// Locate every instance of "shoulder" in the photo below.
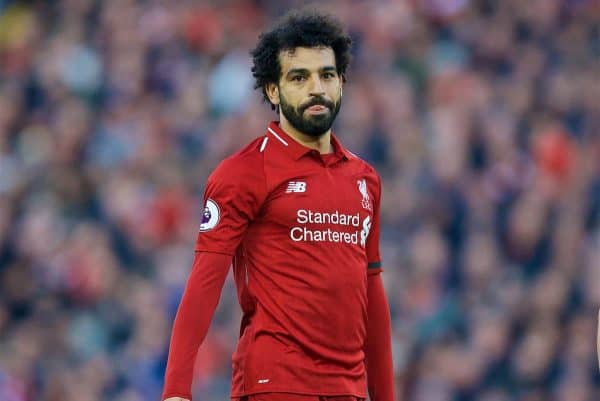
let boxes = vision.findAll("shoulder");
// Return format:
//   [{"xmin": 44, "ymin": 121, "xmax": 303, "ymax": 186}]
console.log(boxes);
[
  {"xmin": 344, "ymin": 153, "xmax": 382, "ymax": 207},
  {"xmin": 210, "ymin": 136, "xmax": 266, "ymax": 182},
  {"xmin": 347, "ymin": 153, "xmax": 382, "ymax": 184},
  {"xmin": 205, "ymin": 137, "xmax": 269, "ymax": 201}
]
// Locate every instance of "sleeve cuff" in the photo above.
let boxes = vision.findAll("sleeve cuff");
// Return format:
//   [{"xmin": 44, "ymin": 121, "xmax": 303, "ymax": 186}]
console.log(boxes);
[{"xmin": 367, "ymin": 261, "xmax": 382, "ymax": 275}]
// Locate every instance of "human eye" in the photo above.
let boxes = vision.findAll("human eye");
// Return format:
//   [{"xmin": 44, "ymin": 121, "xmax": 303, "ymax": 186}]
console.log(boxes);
[
  {"xmin": 322, "ymin": 71, "xmax": 336, "ymax": 79},
  {"xmin": 291, "ymin": 75, "xmax": 306, "ymax": 82}
]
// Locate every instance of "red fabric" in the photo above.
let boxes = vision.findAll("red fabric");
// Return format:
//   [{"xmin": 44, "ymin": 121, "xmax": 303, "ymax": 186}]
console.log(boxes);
[
  {"xmin": 364, "ymin": 274, "xmax": 395, "ymax": 401},
  {"xmin": 232, "ymin": 394, "xmax": 364, "ymax": 401},
  {"xmin": 162, "ymin": 251, "xmax": 232, "ymax": 400},
  {"xmin": 194, "ymin": 122, "xmax": 383, "ymax": 397},
  {"xmin": 164, "ymin": 121, "xmax": 387, "ymax": 399}
]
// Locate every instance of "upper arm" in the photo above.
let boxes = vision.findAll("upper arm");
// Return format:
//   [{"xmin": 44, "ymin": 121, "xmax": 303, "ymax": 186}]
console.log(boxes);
[
  {"xmin": 366, "ymin": 173, "xmax": 382, "ymax": 276},
  {"xmin": 195, "ymin": 157, "xmax": 266, "ymax": 255}
]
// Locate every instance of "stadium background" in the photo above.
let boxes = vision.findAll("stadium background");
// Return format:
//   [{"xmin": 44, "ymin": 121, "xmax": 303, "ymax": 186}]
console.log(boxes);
[{"xmin": 0, "ymin": 0, "xmax": 599, "ymax": 400}]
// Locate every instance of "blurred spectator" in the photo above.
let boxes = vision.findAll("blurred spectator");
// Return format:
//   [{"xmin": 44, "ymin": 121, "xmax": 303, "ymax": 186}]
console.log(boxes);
[{"xmin": 0, "ymin": 0, "xmax": 599, "ymax": 400}]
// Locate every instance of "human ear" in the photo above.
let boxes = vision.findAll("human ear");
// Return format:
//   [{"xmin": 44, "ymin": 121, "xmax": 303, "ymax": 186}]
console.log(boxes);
[{"xmin": 265, "ymin": 83, "xmax": 280, "ymax": 106}]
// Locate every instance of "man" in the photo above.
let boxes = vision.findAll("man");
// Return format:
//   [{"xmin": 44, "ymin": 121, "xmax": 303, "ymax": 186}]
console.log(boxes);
[{"xmin": 162, "ymin": 10, "xmax": 394, "ymax": 401}]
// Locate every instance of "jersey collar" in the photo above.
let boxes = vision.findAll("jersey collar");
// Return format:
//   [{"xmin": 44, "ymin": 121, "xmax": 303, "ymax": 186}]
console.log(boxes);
[{"xmin": 266, "ymin": 121, "xmax": 352, "ymax": 162}]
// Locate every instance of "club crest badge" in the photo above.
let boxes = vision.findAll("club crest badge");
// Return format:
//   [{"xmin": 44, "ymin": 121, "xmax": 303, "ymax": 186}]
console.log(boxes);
[
  {"xmin": 357, "ymin": 179, "xmax": 372, "ymax": 211},
  {"xmin": 199, "ymin": 199, "xmax": 220, "ymax": 231}
]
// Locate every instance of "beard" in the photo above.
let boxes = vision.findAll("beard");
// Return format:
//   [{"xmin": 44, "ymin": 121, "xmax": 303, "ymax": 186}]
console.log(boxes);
[{"xmin": 279, "ymin": 91, "xmax": 341, "ymax": 138}]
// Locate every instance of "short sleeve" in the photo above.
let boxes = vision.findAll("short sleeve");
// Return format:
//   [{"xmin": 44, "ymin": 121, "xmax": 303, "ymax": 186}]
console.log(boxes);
[
  {"xmin": 195, "ymin": 156, "xmax": 266, "ymax": 255},
  {"xmin": 366, "ymin": 174, "xmax": 382, "ymax": 275}
]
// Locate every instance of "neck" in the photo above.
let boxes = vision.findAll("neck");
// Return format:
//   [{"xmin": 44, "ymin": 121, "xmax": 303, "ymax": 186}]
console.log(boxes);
[{"xmin": 279, "ymin": 114, "xmax": 333, "ymax": 154}]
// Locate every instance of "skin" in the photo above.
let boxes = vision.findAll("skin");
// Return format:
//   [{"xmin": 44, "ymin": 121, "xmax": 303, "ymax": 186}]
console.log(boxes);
[
  {"xmin": 265, "ymin": 46, "xmax": 343, "ymax": 154},
  {"xmin": 163, "ymin": 46, "xmax": 344, "ymax": 401}
]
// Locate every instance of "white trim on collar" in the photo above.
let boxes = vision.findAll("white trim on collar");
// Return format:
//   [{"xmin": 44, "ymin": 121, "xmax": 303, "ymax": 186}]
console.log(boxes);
[
  {"xmin": 267, "ymin": 127, "xmax": 289, "ymax": 146},
  {"xmin": 259, "ymin": 136, "xmax": 269, "ymax": 152}
]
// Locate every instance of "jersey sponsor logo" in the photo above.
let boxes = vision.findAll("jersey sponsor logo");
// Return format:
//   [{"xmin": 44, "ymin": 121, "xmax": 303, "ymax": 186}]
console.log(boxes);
[
  {"xmin": 357, "ymin": 179, "xmax": 372, "ymax": 211},
  {"xmin": 199, "ymin": 199, "xmax": 220, "ymax": 231},
  {"xmin": 286, "ymin": 181, "xmax": 306, "ymax": 193},
  {"xmin": 289, "ymin": 209, "xmax": 371, "ymax": 247},
  {"xmin": 360, "ymin": 215, "xmax": 371, "ymax": 247}
]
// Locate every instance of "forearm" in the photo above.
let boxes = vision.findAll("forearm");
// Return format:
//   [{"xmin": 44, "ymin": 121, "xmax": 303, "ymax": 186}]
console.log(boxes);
[
  {"xmin": 365, "ymin": 273, "xmax": 395, "ymax": 401},
  {"xmin": 162, "ymin": 251, "xmax": 232, "ymax": 400}
]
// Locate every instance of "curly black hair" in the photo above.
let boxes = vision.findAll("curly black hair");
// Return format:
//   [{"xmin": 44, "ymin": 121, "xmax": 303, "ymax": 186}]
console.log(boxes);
[{"xmin": 250, "ymin": 9, "xmax": 352, "ymax": 110}]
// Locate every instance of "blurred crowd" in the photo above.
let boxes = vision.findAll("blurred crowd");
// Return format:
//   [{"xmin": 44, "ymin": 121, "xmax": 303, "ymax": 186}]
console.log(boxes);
[{"xmin": 0, "ymin": 0, "xmax": 599, "ymax": 400}]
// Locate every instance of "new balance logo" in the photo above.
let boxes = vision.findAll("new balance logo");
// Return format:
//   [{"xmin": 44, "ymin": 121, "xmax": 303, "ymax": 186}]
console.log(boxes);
[{"xmin": 286, "ymin": 181, "xmax": 306, "ymax": 193}]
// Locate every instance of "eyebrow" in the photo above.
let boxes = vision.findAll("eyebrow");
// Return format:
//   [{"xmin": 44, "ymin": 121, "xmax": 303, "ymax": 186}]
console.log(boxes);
[{"xmin": 285, "ymin": 66, "xmax": 337, "ymax": 77}]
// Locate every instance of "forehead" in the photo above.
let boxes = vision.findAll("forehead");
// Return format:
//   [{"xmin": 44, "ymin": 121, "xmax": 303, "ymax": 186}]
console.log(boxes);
[{"xmin": 278, "ymin": 47, "xmax": 336, "ymax": 74}]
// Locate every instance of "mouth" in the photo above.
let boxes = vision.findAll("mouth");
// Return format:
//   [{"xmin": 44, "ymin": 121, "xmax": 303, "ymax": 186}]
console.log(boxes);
[{"xmin": 305, "ymin": 104, "xmax": 330, "ymax": 115}]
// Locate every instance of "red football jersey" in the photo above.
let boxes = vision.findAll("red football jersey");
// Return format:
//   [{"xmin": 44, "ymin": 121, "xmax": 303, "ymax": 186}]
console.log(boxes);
[{"xmin": 196, "ymin": 121, "xmax": 382, "ymax": 398}]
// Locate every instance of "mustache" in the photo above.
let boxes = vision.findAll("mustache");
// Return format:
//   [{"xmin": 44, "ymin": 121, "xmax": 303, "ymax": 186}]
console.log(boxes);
[{"xmin": 300, "ymin": 97, "xmax": 335, "ymax": 112}]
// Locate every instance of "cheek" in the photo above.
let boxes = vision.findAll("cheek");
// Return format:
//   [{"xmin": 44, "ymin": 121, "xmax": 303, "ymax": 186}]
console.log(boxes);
[
  {"xmin": 326, "ymin": 83, "xmax": 341, "ymax": 100},
  {"xmin": 281, "ymin": 89, "xmax": 303, "ymax": 107}
]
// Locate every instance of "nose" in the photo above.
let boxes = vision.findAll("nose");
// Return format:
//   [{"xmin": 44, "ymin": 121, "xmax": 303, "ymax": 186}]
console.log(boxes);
[{"xmin": 308, "ymin": 75, "xmax": 325, "ymax": 96}]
